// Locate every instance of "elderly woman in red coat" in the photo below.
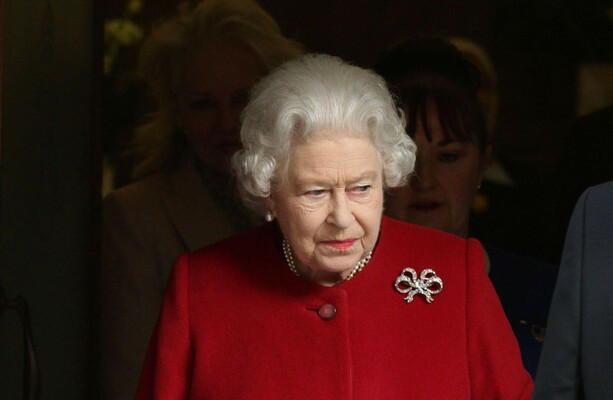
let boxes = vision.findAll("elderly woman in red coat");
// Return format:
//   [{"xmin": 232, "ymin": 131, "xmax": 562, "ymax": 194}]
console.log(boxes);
[{"xmin": 135, "ymin": 54, "xmax": 533, "ymax": 399}]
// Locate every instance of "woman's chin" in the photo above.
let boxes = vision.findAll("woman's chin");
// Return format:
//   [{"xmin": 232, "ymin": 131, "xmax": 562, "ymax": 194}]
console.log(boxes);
[{"xmin": 307, "ymin": 254, "xmax": 363, "ymax": 281}]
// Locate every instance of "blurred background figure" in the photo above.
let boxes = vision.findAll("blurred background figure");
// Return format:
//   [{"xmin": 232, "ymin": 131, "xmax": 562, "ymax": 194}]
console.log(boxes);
[
  {"xmin": 373, "ymin": 37, "xmax": 557, "ymax": 378},
  {"xmin": 99, "ymin": 1, "xmax": 303, "ymax": 399},
  {"xmin": 533, "ymin": 181, "xmax": 613, "ymax": 400},
  {"xmin": 447, "ymin": 34, "xmax": 569, "ymax": 266},
  {"xmin": 373, "ymin": 37, "xmax": 492, "ymax": 240}
]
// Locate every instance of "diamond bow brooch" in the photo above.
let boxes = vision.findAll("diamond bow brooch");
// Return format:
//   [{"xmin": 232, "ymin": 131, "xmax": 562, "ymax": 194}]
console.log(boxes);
[{"xmin": 394, "ymin": 268, "xmax": 443, "ymax": 304}]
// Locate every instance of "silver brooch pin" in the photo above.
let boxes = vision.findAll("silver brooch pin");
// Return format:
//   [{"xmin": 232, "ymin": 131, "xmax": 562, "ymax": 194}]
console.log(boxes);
[{"xmin": 394, "ymin": 268, "xmax": 443, "ymax": 304}]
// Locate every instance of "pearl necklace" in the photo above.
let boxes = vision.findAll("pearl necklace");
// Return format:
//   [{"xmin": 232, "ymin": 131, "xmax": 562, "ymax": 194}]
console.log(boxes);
[{"xmin": 282, "ymin": 239, "xmax": 373, "ymax": 282}]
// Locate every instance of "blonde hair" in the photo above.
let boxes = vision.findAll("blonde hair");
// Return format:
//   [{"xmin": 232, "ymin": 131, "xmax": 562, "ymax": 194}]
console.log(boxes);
[
  {"xmin": 131, "ymin": 0, "xmax": 304, "ymax": 179},
  {"xmin": 449, "ymin": 37, "xmax": 499, "ymax": 136}
]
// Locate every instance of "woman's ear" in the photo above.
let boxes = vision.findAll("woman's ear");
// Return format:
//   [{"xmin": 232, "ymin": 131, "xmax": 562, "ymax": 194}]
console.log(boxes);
[{"xmin": 264, "ymin": 195, "xmax": 276, "ymax": 217}]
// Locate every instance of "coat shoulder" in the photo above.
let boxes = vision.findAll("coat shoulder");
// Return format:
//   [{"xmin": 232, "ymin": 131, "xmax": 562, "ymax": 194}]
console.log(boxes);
[
  {"xmin": 379, "ymin": 216, "xmax": 485, "ymax": 281},
  {"xmin": 586, "ymin": 181, "xmax": 613, "ymax": 203},
  {"xmin": 103, "ymin": 173, "xmax": 169, "ymax": 208},
  {"xmin": 381, "ymin": 216, "xmax": 476, "ymax": 252},
  {"xmin": 185, "ymin": 224, "xmax": 274, "ymax": 272}
]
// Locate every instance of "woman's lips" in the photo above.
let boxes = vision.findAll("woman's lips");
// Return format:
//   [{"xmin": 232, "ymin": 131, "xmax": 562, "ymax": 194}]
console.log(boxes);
[
  {"xmin": 323, "ymin": 239, "xmax": 356, "ymax": 250},
  {"xmin": 410, "ymin": 202, "xmax": 441, "ymax": 212}
]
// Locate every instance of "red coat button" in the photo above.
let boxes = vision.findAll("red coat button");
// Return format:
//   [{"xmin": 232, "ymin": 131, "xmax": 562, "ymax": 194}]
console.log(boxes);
[{"xmin": 318, "ymin": 304, "xmax": 336, "ymax": 321}]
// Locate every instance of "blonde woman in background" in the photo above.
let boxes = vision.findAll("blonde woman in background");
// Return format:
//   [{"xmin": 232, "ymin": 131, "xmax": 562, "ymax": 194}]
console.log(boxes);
[{"xmin": 100, "ymin": 1, "xmax": 303, "ymax": 398}]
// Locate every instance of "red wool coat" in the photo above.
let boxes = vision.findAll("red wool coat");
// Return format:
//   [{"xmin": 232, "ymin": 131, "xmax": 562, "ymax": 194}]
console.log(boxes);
[{"xmin": 135, "ymin": 216, "xmax": 533, "ymax": 399}]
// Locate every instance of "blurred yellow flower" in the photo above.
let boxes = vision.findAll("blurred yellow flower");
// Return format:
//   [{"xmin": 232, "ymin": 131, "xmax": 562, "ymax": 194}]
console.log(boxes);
[
  {"xmin": 105, "ymin": 19, "xmax": 143, "ymax": 46},
  {"xmin": 126, "ymin": 0, "xmax": 143, "ymax": 16},
  {"xmin": 104, "ymin": 19, "xmax": 144, "ymax": 75},
  {"xmin": 103, "ymin": 0, "xmax": 145, "ymax": 75}
]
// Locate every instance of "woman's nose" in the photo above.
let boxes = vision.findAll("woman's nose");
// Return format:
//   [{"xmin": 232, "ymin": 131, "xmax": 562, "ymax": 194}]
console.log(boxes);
[
  {"xmin": 326, "ymin": 193, "xmax": 355, "ymax": 229},
  {"xmin": 218, "ymin": 103, "xmax": 238, "ymax": 133},
  {"xmin": 410, "ymin": 157, "xmax": 434, "ymax": 191}
]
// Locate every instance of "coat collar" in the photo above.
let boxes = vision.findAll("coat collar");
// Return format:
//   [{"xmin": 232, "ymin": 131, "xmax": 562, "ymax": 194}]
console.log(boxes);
[{"xmin": 158, "ymin": 154, "xmax": 236, "ymax": 252}]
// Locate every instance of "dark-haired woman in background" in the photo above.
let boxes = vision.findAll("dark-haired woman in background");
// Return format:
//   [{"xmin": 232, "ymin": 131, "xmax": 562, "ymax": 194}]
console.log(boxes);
[{"xmin": 374, "ymin": 37, "xmax": 557, "ymax": 378}]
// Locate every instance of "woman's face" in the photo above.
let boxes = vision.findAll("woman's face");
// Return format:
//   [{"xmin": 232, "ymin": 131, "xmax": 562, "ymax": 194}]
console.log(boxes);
[
  {"xmin": 266, "ymin": 133, "xmax": 384, "ymax": 286},
  {"xmin": 177, "ymin": 41, "xmax": 263, "ymax": 174},
  {"xmin": 385, "ymin": 107, "xmax": 490, "ymax": 238}
]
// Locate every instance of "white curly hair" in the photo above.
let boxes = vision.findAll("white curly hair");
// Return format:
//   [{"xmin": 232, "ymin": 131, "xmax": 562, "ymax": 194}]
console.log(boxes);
[{"xmin": 233, "ymin": 54, "xmax": 417, "ymax": 214}]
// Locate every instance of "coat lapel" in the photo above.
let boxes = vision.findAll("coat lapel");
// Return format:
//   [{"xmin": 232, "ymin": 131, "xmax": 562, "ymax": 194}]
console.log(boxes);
[{"xmin": 159, "ymin": 156, "xmax": 236, "ymax": 252}]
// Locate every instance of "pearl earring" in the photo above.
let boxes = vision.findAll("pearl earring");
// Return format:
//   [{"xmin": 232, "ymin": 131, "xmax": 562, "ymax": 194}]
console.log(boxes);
[{"xmin": 265, "ymin": 211, "xmax": 274, "ymax": 222}]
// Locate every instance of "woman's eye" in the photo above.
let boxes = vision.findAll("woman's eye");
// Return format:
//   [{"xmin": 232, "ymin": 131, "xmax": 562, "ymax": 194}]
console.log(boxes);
[
  {"xmin": 306, "ymin": 189, "xmax": 326, "ymax": 197},
  {"xmin": 438, "ymin": 153, "xmax": 460, "ymax": 163},
  {"xmin": 352, "ymin": 185, "xmax": 371, "ymax": 193}
]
